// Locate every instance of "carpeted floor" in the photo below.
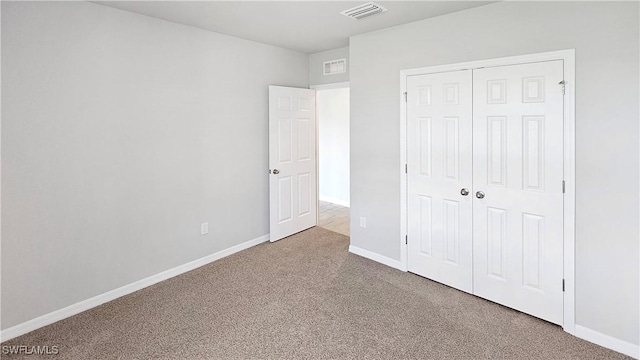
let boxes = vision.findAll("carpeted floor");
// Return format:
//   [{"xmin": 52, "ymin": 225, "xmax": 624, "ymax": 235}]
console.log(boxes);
[{"xmin": 1, "ymin": 227, "xmax": 630, "ymax": 359}]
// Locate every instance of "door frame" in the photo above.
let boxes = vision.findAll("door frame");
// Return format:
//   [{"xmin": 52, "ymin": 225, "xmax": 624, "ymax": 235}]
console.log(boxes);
[
  {"xmin": 310, "ymin": 81, "xmax": 350, "ymax": 226},
  {"xmin": 399, "ymin": 49, "xmax": 576, "ymax": 333}
]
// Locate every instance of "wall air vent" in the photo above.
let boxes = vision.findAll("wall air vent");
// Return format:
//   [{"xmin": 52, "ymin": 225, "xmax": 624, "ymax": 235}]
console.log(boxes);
[
  {"xmin": 323, "ymin": 58, "xmax": 347, "ymax": 75},
  {"xmin": 340, "ymin": 2, "xmax": 387, "ymax": 20}
]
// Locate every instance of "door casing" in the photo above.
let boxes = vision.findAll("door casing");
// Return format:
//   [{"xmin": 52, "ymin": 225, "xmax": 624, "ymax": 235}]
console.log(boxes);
[{"xmin": 399, "ymin": 49, "xmax": 576, "ymax": 333}]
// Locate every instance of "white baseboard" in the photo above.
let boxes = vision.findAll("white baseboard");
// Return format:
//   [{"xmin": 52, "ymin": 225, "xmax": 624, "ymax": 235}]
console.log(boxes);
[
  {"xmin": 348, "ymin": 245, "xmax": 403, "ymax": 271},
  {"xmin": 574, "ymin": 325, "xmax": 639, "ymax": 359},
  {"xmin": 319, "ymin": 196, "xmax": 350, "ymax": 208},
  {"xmin": 6, "ymin": 236, "xmax": 637, "ymax": 360},
  {"xmin": 0, "ymin": 234, "xmax": 270, "ymax": 343}
]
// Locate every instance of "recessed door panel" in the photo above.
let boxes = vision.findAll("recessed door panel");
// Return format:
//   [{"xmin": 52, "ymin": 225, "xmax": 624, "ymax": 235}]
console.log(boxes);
[
  {"xmin": 418, "ymin": 117, "xmax": 432, "ymax": 176},
  {"xmin": 523, "ymin": 116, "xmax": 545, "ymax": 191},
  {"xmin": 297, "ymin": 118, "xmax": 311, "ymax": 161},
  {"xmin": 522, "ymin": 213, "xmax": 545, "ymax": 290},
  {"xmin": 419, "ymin": 195, "xmax": 433, "ymax": 256},
  {"xmin": 443, "ymin": 199, "xmax": 460, "ymax": 265},
  {"xmin": 487, "ymin": 79, "xmax": 507, "ymax": 104},
  {"xmin": 418, "ymin": 86, "xmax": 431, "ymax": 105},
  {"xmin": 487, "ymin": 207, "xmax": 507, "ymax": 280},
  {"xmin": 277, "ymin": 96, "xmax": 292, "ymax": 111},
  {"xmin": 444, "ymin": 117, "xmax": 459, "ymax": 180},
  {"xmin": 278, "ymin": 176, "xmax": 293, "ymax": 223},
  {"xmin": 487, "ymin": 116, "xmax": 506, "ymax": 186},
  {"xmin": 298, "ymin": 172, "xmax": 311, "ymax": 216},
  {"xmin": 278, "ymin": 118, "xmax": 292, "ymax": 163},
  {"xmin": 443, "ymin": 83, "xmax": 459, "ymax": 105}
]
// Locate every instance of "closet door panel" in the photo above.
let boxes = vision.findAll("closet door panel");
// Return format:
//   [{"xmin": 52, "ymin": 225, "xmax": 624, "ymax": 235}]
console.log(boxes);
[
  {"xmin": 407, "ymin": 70, "xmax": 473, "ymax": 293},
  {"xmin": 472, "ymin": 61, "xmax": 564, "ymax": 325}
]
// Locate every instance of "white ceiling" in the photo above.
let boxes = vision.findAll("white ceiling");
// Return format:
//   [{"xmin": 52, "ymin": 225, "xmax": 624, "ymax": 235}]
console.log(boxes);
[{"xmin": 93, "ymin": 1, "xmax": 494, "ymax": 54}]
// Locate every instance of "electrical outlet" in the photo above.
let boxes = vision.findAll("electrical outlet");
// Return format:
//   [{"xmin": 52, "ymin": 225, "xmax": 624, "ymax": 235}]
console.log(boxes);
[
  {"xmin": 200, "ymin": 222, "xmax": 209, "ymax": 235},
  {"xmin": 359, "ymin": 217, "xmax": 366, "ymax": 228}
]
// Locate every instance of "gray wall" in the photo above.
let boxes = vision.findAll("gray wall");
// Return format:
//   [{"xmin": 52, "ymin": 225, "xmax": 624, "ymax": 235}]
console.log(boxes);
[
  {"xmin": 309, "ymin": 47, "xmax": 349, "ymax": 86},
  {"xmin": 349, "ymin": 1, "xmax": 639, "ymax": 345},
  {"xmin": 1, "ymin": 1, "xmax": 308, "ymax": 330}
]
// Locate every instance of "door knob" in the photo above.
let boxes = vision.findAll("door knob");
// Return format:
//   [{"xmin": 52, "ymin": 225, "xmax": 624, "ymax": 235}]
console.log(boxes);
[
  {"xmin": 272, "ymin": 169, "xmax": 280, "ymax": 175},
  {"xmin": 475, "ymin": 191, "xmax": 485, "ymax": 199},
  {"xmin": 460, "ymin": 188, "xmax": 469, "ymax": 196}
]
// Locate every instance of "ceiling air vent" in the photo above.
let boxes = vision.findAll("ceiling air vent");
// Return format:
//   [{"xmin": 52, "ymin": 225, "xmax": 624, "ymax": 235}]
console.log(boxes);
[{"xmin": 340, "ymin": 2, "xmax": 387, "ymax": 20}]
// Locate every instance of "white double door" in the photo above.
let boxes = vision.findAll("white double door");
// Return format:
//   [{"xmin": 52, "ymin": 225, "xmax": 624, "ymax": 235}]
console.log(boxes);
[{"xmin": 407, "ymin": 61, "xmax": 564, "ymax": 325}]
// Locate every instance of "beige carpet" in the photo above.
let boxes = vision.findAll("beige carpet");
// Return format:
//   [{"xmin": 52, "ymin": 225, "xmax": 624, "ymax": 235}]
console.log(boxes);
[{"xmin": 1, "ymin": 227, "xmax": 630, "ymax": 359}]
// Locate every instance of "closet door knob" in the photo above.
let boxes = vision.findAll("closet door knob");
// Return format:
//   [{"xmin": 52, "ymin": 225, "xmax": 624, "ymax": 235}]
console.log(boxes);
[
  {"xmin": 272, "ymin": 169, "xmax": 280, "ymax": 175},
  {"xmin": 460, "ymin": 188, "xmax": 469, "ymax": 196},
  {"xmin": 475, "ymin": 191, "xmax": 485, "ymax": 199}
]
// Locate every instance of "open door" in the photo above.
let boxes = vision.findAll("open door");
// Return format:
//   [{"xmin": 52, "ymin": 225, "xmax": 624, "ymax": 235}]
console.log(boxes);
[{"xmin": 268, "ymin": 86, "xmax": 317, "ymax": 242}]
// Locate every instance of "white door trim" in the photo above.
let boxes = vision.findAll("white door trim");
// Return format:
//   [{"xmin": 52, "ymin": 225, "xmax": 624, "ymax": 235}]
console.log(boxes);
[{"xmin": 399, "ymin": 49, "xmax": 576, "ymax": 333}]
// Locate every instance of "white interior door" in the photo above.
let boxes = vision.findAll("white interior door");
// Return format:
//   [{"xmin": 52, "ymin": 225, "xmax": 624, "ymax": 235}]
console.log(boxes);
[
  {"xmin": 406, "ymin": 70, "xmax": 473, "ymax": 293},
  {"xmin": 472, "ymin": 60, "xmax": 564, "ymax": 324},
  {"xmin": 268, "ymin": 86, "xmax": 317, "ymax": 242}
]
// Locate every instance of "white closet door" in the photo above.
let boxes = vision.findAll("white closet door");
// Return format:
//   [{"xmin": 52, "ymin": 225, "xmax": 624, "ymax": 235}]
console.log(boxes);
[
  {"xmin": 472, "ymin": 61, "xmax": 564, "ymax": 324},
  {"xmin": 407, "ymin": 70, "xmax": 473, "ymax": 293}
]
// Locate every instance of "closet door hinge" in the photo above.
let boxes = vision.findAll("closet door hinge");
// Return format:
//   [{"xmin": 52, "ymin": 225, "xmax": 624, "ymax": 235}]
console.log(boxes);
[
  {"xmin": 562, "ymin": 279, "xmax": 565, "ymax": 292},
  {"xmin": 559, "ymin": 80, "xmax": 566, "ymax": 95},
  {"xmin": 562, "ymin": 180, "xmax": 565, "ymax": 193},
  {"xmin": 405, "ymin": 235, "xmax": 408, "ymax": 245},
  {"xmin": 405, "ymin": 164, "xmax": 407, "ymax": 174},
  {"xmin": 403, "ymin": 92, "xmax": 407, "ymax": 102}
]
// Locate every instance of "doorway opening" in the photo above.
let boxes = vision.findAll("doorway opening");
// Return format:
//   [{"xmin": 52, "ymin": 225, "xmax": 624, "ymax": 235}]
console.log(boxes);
[{"xmin": 314, "ymin": 83, "xmax": 350, "ymax": 236}]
